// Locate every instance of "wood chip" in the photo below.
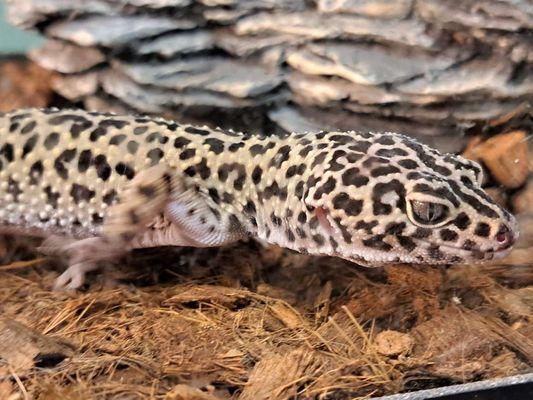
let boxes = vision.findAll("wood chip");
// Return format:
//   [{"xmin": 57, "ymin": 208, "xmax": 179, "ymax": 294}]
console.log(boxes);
[
  {"xmin": 374, "ymin": 330, "xmax": 413, "ymax": 356},
  {"xmin": 0, "ymin": 319, "xmax": 74, "ymax": 375},
  {"xmin": 464, "ymin": 131, "xmax": 529, "ymax": 189}
]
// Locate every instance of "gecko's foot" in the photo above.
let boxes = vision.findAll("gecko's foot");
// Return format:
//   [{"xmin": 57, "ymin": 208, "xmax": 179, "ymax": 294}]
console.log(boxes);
[{"xmin": 53, "ymin": 262, "xmax": 99, "ymax": 291}]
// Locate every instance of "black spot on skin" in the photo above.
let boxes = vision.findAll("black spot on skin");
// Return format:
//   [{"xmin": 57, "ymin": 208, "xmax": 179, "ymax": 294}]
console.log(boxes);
[
  {"xmin": 372, "ymin": 180, "xmax": 406, "ymax": 215},
  {"xmin": 462, "ymin": 239, "xmax": 476, "ymax": 251},
  {"xmin": 375, "ymin": 136, "xmax": 396, "ymax": 146},
  {"xmin": 252, "ymin": 166, "xmax": 262, "ymax": 184},
  {"xmin": 77, "ymin": 150, "xmax": 92, "ymax": 173},
  {"xmin": 0, "ymin": 143, "xmax": 14, "ymax": 162},
  {"xmin": 44, "ymin": 186, "xmax": 60, "ymax": 208},
  {"xmin": 54, "ymin": 149, "xmax": 77, "ymax": 180},
  {"xmin": 269, "ymin": 145, "xmax": 291, "ymax": 168},
  {"xmin": 6, "ymin": 177, "xmax": 22, "ymax": 201},
  {"xmin": 222, "ymin": 192, "xmax": 234, "ymax": 203},
  {"xmin": 109, "ymin": 134, "xmax": 127, "ymax": 146},
  {"xmin": 363, "ymin": 235, "xmax": 393, "ymax": 251},
  {"xmin": 329, "ymin": 236, "xmax": 338, "ymax": 249},
  {"xmin": 48, "ymin": 114, "xmax": 90, "ymax": 126},
  {"xmin": 9, "ymin": 122, "xmax": 19, "ymax": 132},
  {"xmin": 146, "ymin": 132, "xmax": 167, "ymax": 144},
  {"xmin": 180, "ymin": 148, "xmax": 196, "ymax": 160},
  {"xmin": 147, "ymin": 148, "xmax": 164, "ymax": 165},
  {"xmin": 99, "ymin": 119, "xmax": 128, "ymax": 129},
  {"xmin": 407, "ymin": 172, "xmax": 423, "ymax": 180},
  {"xmin": 263, "ymin": 181, "xmax": 287, "ymax": 200},
  {"xmin": 103, "ymin": 190, "xmax": 118, "ymax": 205},
  {"xmin": 174, "ymin": 137, "xmax": 191, "ymax": 149},
  {"xmin": 330, "ymin": 135, "xmax": 353, "ymax": 145},
  {"xmin": 195, "ymin": 158, "xmax": 211, "ymax": 180},
  {"xmin": 184, "ymin": 166, "xmax": 196, "ymax": 177},
  {"xmin": 428, "ymin": 245, "xmax": 444, "ymax": 260},
  {"xmin": 375, "ymin": 148, "xmax": 409, "ymax": 158},
  {"xmin": 332, "ymin": 193, "xmax": 363, "ymax": 216},
  {"xmin": 313, "ymin": 176, "xmax": 336, "ymax": 200},
  {"xmin": 371, "ymin": 165, "xmax": 400, "ymax": 177},
  {"xmin": 348, "ymin": 141, "xmax": 371, "ymax": 153},
  {"xmin": 244, "ymin": 201, "xmax": 256, "ymax": 214},
  {"xmin": 384, "ymin": 222, "xmax": 406, "ymax": 236},
  {"xmin": 20, "ymin": 121, "xmax": 37, "ymax": 135},
  {"xmin": 138, "ymin": 185, "xmax": 156, "ymax": 198},
  {"xmin": 311, "ymin": 151, "xmax": 328, "ymax": 169},
  {"xmin": 398, "ymin": 159, "xmax": 419, "ymax": 169},
  {"xmin": 312, "ymin": 234, "xmax": 325, "ymax": 245},
  {"xmin": 29, "ymin": 161, "xmax": 43, "ymax": 185},
  {"xmin": 92, "ymin": 213, "xmax": 104, "ymax": 224},
  {"xmin": 228, "ymin": 142, "xmax": 245, "ymax": 152},
  {"xmin": 204, "ymin": 138, "xmax": 225, "ymax": 154},
  {"xmin": 295, "ymin": 181, "xmax": 305, "ymax": 199},
  {"xmin": 208, "ymin": 188, "xmax": 220, "ymax": 204},
  {"xmin": 397, "ymin": 236, "xmax": 416, "ymax": 252},
  {"xmin": 297, "ymin": 212, "xmax": 307, "ymax": 224},
  {"xmin": 299, "ymin": 145, "xmax": 313, "ymax": 158},
  {"xmin": 286, "ymin": 229, "xmax": 296, "ymax": 242},
  {"xmin": 453, "ymin": 212, "xmax": 471, "ymax": 230},
  {"xmin": 185, "ymin": 126, "xmax": 210, "ymax": 136},
  {"xmin": 362, "ymin": 156, "xmax": 388, "ymax": 169},
  {"xmin": 316, "ymin": 131, "xmax": 328, "ymax": 140},
  {"xmin": 115, "ymin": 162, "xmax": 135, "ymax": 180},
  {"xmin": 70, "ymin": 120, "xmax": 92, "ymax": 138},
  {"xmin": 127, "ymin": 141, "xmax": 139, "ymax": 154},
  {"xmin": 94, "ymin": 154, "xmax": 112, "ymax": 181},
  {"xmin": 309, "ymin": 216, "xmax": 319, "ymax": 230},
  {"xmin": 328, "ymin": 150, "xmax": 346, "ymax": 172},
  {"xmin": 474, "ymin": 222, "xmax": 491, "ymax": 238},
  {"xmin": 134, "ymin": 127, "xmax": 148, "ymax": 135},
  {"xmin": 296, "ymin": 227, "xmax": 307, "ymax": 239},
  {"xmin": 22, "ymin": 134, "xmax": 38, "ymax": 158},
  {"xmin": 286, "ymin": 164, "xmax": 306, "ymax": 178},
  {"xmin": 440, "ymin": 229, "xmax": 458, "ymax": 242},
  {"xmin": 342, "ymin": 168, "xmax": 369, "ymax": 187},
  {"xmin": 412, "ymin": 228, "xmax": 432, "ymax": 239},
  {"xmin": 271, "ymin": 213, "xmax": 282, "ymax": 226},
  {"xmin": 333, "ymin": 218, "xmax": 352, "ymax": 243},
  {"xmin": 89, "ymin": 127, "xmax": 107, "ymax": 142},
  {"xmin": 44, "ymin": 132, "xmax": 60, "ymax": 150},
  {"xmin": 355, "ymin": 220, "xmax": 378, "ymax": 234},
  {"xmin": 460, "ymin": 176, "xmax": 473, "ymax": 186},
  {"xmin": 70, "ymin": 184, "xmax": 95, "ymax": 204}
]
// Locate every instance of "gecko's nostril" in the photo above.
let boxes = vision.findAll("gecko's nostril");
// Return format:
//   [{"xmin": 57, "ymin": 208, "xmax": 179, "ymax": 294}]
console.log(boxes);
[{"xmin": 495, "ymin": 225, "xmax": 514, "ymax": 249}]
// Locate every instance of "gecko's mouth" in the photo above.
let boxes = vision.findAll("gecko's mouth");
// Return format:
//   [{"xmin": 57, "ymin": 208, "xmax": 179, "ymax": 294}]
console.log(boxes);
[{"xmin": 416, "ymin": 239, "xmax": 513, "ymax": 263}]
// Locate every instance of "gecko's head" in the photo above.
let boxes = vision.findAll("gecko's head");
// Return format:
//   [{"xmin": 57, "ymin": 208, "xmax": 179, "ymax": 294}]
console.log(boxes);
[{"xmin": 298, "ymin": 131, "xmax": 518, "ymax": 266}]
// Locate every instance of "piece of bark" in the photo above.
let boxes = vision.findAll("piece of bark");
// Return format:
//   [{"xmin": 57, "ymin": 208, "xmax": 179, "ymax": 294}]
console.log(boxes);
[
  {"xmin": 0, "ymin": 319, "xmax": 74, "ymax": 374},
  {"xmin": 466, "ymin": 131, "xmax": 529, "ymax": 189}
]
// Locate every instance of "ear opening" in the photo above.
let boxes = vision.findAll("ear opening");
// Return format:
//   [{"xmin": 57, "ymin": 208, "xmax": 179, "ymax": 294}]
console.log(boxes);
[{"xmin": 315, "ymin": 206, "xmax": 334, "ymax": 234}]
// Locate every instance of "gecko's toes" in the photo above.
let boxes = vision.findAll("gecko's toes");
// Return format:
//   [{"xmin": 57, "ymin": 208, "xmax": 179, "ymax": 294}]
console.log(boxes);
[{"xmin": 53, "ymin": 262, "xmax": 99, "ymax": 291}]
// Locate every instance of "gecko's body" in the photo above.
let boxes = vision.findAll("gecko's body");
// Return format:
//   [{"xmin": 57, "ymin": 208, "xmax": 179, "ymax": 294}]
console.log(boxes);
[{"xmin": 0, "ymin": 108, "xmax": 517, "ymax": 289}]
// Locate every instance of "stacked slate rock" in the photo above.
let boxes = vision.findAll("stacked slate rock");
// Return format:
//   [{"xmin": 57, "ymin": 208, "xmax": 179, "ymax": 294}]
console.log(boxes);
[{"xmin": 7, "ymin": 0, "xmax": 533, "ymax": 152}]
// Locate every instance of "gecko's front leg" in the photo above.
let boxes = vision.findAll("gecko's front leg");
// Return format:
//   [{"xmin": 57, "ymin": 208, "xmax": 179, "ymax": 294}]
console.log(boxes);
[{"xmin": 51, "ymin": 164, "xmax": 246, "ymax": 290}]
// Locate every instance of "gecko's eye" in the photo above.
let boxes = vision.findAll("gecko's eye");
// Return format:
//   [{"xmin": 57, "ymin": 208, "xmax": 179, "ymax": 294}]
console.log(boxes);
[{"xmin": 408, "ymin": 200, "xmax": 449, "ymax": 226}]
